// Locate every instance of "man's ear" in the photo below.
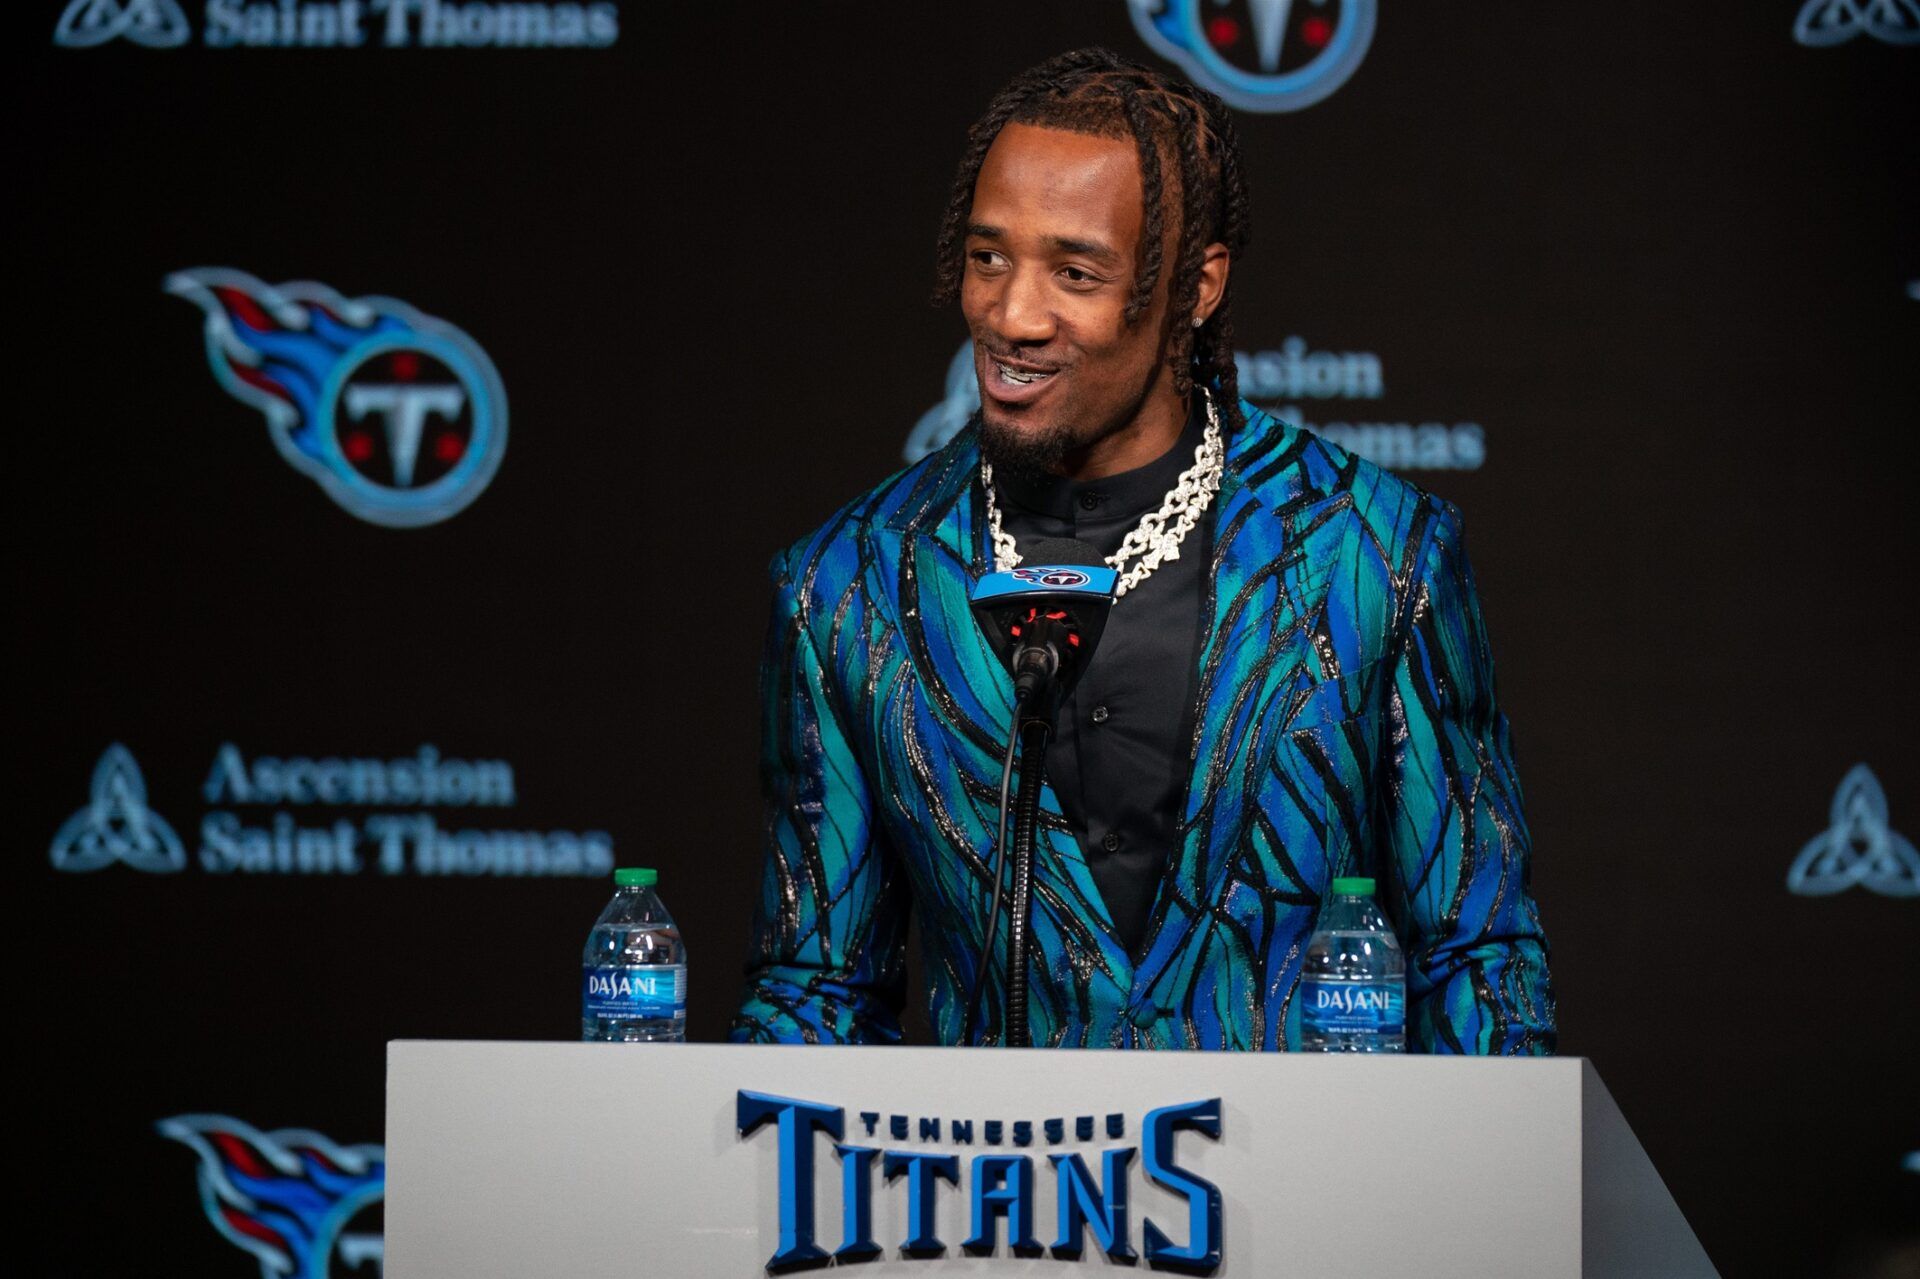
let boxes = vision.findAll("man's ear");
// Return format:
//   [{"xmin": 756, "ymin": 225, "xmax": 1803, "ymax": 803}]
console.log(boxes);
[{"xmin": 1192, "ymin": 243, "xmax": 1231, "ymax": 327}]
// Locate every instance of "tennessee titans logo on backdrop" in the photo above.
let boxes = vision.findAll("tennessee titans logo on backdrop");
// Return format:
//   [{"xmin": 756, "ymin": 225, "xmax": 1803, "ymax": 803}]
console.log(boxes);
[
  {"xmin": 168, "ymin": 268, "xmax": 508, "ymax": 528},
  {"xmin": 1128, "ymin": 0, "xmax": 1376, "ymax": 112},
  {"xmin": 1787, "ymin": 764, "xmax": 1920, "ymax": 897},
  {"xmin": 49, "ymin": 743, "xmax": 186, "ymax": 873},
  {"xmin": 53, "ymin": 0, "xmax": 189, "ymax": 47},
  {"xmin": 160, "ymin": 1115, "xmax": 385, "ymax": 1278}
]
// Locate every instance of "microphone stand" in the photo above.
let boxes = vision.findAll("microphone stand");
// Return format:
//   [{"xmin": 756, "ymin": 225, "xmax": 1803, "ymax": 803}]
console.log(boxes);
[{"xmin": 1003, "ymin": 710, "xmax": 1053, "ymax": 1049}]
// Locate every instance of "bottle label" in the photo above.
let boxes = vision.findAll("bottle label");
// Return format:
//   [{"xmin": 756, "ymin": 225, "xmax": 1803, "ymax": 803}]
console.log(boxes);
[
  {"xmin": 583, "ymin": 964, "xmax": 686, "ymax": 1021},
  {"xmin": 1300, "ymin": 978, "xmax": 1405, "ymax": 1035}
]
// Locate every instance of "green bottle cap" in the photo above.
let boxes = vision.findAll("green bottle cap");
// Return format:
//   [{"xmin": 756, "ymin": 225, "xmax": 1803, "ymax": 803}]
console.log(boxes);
[
  {"xmin": 614, "ymin": 867, "xmax": 657, "ymax": 888},
  {"xmin": 1331, "ymin": 876, "xmax": 1375, "ymax": 896}
]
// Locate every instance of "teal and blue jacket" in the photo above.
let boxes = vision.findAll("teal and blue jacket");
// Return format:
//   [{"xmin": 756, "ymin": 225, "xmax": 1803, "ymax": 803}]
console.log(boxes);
[{"xmin": 731, "ymin": 405, "xmax": 1556, "ymax": 1053}]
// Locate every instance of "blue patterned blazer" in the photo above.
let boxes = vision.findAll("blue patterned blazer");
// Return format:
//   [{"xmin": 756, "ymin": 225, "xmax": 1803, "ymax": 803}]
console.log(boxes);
[{"xmin": 731, "ymin": 403, "xmax": 1555, "ymax": 1053}]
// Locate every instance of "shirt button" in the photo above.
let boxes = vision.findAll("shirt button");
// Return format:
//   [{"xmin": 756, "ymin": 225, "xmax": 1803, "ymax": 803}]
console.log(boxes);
[
  {"xmin": 1078, "ymin": 491, "xmax": 1103, "ymax": 511},
  {"xmin": 1090, "ymin": 704, "xmax": 1110, "ymax": 725},
  {"xmin": 1102, "ymin": 832, "xmax": 1121, "ymax": 852}
]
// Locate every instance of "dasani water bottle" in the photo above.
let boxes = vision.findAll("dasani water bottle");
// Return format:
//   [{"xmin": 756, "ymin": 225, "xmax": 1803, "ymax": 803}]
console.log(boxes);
[
  {"xmin": 1299, "ymin": 876, "xmax": 1405, "ymax": 1052},
  {"xmin": 582, "ymin": 867, "xmax": 686, "ymax": 1041}
]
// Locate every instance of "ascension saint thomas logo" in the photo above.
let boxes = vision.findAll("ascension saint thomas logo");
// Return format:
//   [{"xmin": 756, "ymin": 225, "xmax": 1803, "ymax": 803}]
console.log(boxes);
[
  {"xmin": 1793, "ymin": 0, "xmax": 1920, "ymax": 45},
  {"xmin": 53, "ymin": 0, "xmax": 189, "ymax": 47},
  {"xmin": 1787, "ymin": 765, "xmax": 1920, "ymax": 897},
  {"xmin": 49, "ymin": 743, "xmax": 186, "ymax": 873}
]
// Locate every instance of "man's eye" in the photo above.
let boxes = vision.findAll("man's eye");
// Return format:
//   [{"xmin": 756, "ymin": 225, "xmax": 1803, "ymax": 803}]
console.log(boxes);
[
  {"xmin": 1061, "ymin": 266, "xmax": 1101, "ymax": 285},
  {"xmin": 970, "ymin": 250, "xmax": 1006, "ymax": 268}
]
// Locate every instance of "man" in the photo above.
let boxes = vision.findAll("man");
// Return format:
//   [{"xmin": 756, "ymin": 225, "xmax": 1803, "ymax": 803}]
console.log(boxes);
[{"xmin": 731, "ymin": 48, "xmax": 1555, "ymax": 1053}]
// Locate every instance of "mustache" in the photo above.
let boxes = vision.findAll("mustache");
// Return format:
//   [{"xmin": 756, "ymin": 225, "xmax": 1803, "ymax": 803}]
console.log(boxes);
[{"xmin": 975, "ymin": 343, "xmax": 1067, "ymax": 373}]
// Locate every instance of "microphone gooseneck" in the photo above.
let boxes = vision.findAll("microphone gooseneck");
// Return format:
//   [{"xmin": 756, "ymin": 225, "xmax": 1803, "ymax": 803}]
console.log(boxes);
[{"xmin": 1002, "ymin": 714, "xmax": 1051, "ymax": 1047}]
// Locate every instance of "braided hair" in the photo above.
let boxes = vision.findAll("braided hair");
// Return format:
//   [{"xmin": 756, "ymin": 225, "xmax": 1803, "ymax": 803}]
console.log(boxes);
[{"xmin": 932, "ymin": 47, "xmax": 1252, "ymax": 434}]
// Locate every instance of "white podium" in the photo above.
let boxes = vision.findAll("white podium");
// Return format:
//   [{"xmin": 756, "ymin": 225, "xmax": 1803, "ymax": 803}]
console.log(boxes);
[{"xmin": 385, "ymin": 1042, "xmax": 1716, "ymax": 1277}]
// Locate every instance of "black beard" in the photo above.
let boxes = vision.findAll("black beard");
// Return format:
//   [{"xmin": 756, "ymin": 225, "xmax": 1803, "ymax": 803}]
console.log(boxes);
[{"xmin": 977, "ymin": 410, "xmax": 1078, "ymax": 479}]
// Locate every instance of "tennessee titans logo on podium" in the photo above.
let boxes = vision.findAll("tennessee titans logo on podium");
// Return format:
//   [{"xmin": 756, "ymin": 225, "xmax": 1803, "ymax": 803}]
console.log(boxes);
[
  {"xmin": 1787, "ymin": 765, "xmax": 1920, "ymax": 897},
  {"xmin": 160, "ymin": 1115, "xmax": 386, "ymax": 1278},
  {"xmin": 1128, "ymin": 0, "xmax": 1376, "ymax": 112},
  {"xmin": 168, "ymin": 268, "xmax": 508, "ymax": 528},
  {"xmin": 49, "ymin": 744, "xmax": 186, "ymax": 873},
  {"xmin": 53, "ymin": 0, "xmax": 189, "ymax": 47}
]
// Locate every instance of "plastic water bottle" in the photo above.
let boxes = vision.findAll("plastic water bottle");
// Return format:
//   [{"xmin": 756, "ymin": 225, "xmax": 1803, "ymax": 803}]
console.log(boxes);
[
  {"xmin": 1299, "ymin": 876, "xmax": 1405, "ymax": 1052},
  {"xmin": 581, "ymin": 867, "xmax": 686, "ymax": 1042}
]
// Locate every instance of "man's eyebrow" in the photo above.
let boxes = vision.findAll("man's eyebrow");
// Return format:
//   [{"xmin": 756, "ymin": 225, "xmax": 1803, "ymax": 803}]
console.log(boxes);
[
  {"xmin": 1050, "ymin": 235, "xmax": 1120, "ymax": 265},
  {"xmin": 964, "ymin": 223, "xmax": 1122, "ymax": 265}
]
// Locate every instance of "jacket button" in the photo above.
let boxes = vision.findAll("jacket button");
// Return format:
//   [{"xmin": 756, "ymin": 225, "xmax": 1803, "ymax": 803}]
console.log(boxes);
[
  {"xmin": 1091, "ymin": 704, "xmax": 1110, "ymax": 725},
  {"xmin": 1078, "ymin": 491, "xmax": 1104, "ymax": 511},
  {"xmin": 1102, "ymin": 832, "xmax": 1121, "ymax": 852},
  {"xmin": 1130, "ymin": 1005, "xmax": 1158, "ymax": 1029}
]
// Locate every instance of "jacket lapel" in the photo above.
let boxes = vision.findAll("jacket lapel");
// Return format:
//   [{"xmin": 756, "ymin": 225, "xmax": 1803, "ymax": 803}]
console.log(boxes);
[{"xmin": 1130, "ymin": 410, "xmax": 1319, "ymax": 1022}]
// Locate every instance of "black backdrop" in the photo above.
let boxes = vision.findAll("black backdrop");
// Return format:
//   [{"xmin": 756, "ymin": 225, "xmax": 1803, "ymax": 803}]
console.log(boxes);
[{"xmin": 15, "ymin": 3, "xmax": 1918, "ymax": 1275}]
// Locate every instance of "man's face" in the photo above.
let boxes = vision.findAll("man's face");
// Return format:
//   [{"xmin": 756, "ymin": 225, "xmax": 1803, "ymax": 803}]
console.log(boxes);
[{"xmin": 961, "ymin": 122, "xmax": 1175, "ymax": 475}]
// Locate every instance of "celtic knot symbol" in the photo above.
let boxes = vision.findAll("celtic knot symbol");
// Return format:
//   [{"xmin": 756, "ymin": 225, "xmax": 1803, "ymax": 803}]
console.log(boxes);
[
  {"xmin": 1786, "ymin": 764, "xmax": 1920, "ymax": 897},
  {"xmin": 53, "ymin": 0, "xmax": 190, "ymax": 48},
  {"xmin": 1793, "ymin": 0, "xmax": 1920, "ymax": 46},
  {"xmin": 48, "ymin": 744, "xmax": 187, "ymax": 873}
]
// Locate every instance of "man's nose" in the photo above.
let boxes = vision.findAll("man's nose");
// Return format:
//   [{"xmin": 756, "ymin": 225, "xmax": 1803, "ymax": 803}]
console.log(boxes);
[{"xmin": 992, "ymin": 266, "xmax": 1055, "ymax": 344}]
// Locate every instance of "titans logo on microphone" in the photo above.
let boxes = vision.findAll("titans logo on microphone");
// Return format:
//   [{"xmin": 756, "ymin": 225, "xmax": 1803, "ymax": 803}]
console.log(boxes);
[
  {"xmin": 168, "ymin": 268, "xmax": 508, "ymax": 528},
  {"xmin": 1128, "ymin": 0, "xmax": 1376, "ymax": 113},
  {"xmin": 159, "ymin": 1114, "xmax": 385, "ymax": 1278},
  {"xmin": 1012, "ymin": 567, "xmax": 1092, "ymax": 588}
]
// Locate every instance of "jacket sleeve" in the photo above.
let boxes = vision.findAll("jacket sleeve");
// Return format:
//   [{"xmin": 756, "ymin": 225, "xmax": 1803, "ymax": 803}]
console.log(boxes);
[
  {"xmin": 729, "ymin": 549, "xmax": 911, "ymax": 1044},
  {"xmin": 1380, "ymin": 499, "xmax": 1557, "ymax": 1054}
]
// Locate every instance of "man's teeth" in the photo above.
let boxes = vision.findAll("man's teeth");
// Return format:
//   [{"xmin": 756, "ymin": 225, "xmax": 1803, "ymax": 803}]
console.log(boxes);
[{"xmin": 995, "ymin": 361, "xmax": 1055, "ymax": 385}]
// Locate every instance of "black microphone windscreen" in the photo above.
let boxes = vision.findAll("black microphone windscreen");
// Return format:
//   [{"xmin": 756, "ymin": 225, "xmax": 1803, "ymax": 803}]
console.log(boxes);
[{"xmin": 1023, "ymin": 537, "xmax": 1104, "ymax": 567}]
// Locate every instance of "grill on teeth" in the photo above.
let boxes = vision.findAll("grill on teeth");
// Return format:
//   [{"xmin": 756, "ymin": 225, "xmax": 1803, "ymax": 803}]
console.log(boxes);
[{"xmin": 997, "ymin": 362, "xmax": 1051, "ymax": 384}]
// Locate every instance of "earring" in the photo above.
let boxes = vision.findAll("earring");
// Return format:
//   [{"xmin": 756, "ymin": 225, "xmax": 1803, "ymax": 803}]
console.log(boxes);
[{"xmin": 1192, "ymin": 315, "xmax": 1204, "ymax": 328}]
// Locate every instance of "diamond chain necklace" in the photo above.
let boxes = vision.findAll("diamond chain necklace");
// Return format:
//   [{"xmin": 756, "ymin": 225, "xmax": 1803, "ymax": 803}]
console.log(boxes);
[{"xmin": 983, "ymin": 389, "xmax": 1224, "ymax": 599}]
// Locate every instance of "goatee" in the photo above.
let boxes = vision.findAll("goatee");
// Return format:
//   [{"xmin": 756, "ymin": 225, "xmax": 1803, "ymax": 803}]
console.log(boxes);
[{"xmin": 977, "ymin": 411, "xmax": 1077, "ymax": 479}]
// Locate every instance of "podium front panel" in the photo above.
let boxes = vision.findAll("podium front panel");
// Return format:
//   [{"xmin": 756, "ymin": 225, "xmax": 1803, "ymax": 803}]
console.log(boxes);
[{"xmin": 387, "ymin": 1042, "xmax": 1601, "ymax": 1276}]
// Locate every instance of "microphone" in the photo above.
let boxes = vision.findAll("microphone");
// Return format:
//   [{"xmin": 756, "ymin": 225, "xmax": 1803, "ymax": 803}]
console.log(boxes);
[{"xmin": 968, "ymin": 538, "xmax": 1116, "ymax": 722}]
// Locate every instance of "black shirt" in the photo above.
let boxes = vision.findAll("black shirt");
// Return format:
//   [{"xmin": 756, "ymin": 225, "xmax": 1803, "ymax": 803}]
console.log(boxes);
[{"xmin": 993, "ymin": 407, "xmax": 1210, "ymax": 961}]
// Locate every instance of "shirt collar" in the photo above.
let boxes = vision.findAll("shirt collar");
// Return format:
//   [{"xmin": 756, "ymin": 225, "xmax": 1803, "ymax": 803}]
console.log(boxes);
[{"xmin": 995, "ymin": 398, "xmax": 1206, "ymax": 522}]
